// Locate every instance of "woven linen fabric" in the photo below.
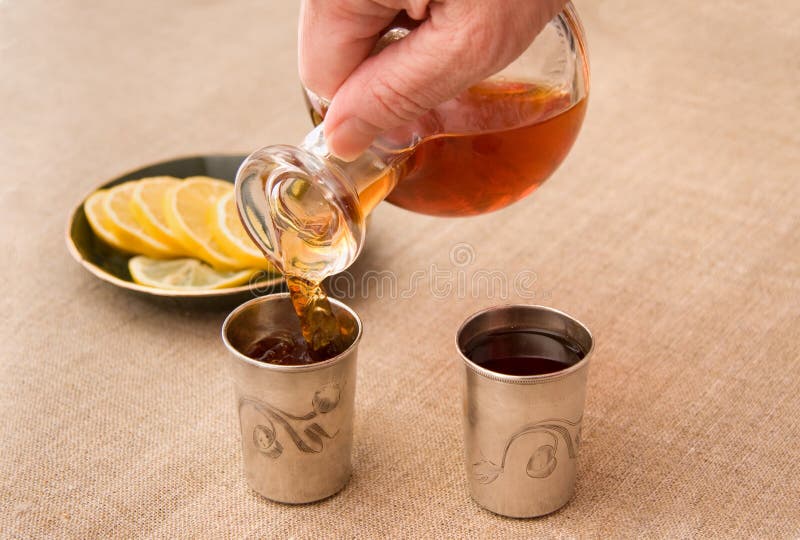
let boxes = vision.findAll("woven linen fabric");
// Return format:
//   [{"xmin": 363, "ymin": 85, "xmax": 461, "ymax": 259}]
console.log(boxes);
[{"xmin": 1, "ymin": 1, "xmax": 798, "ymax": 538}]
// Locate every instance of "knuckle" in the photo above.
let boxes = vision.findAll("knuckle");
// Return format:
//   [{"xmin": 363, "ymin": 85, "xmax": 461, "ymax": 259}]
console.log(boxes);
[{"xmin": 367, "ymin": 76, "xmax": 429, "ymax": 127}]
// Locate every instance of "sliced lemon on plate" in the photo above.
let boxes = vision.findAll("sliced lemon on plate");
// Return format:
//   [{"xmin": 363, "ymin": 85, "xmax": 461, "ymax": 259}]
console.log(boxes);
[
  {"xmin": 212, "ymin": 191, "xmax": 275, "ymax": 271},
  {"xmin": 129, "ymin": 256, "xmax": 257, "ymax": 290},
  {"xmin": 103, "ymin": 182, "xmax": 177, "ymax": 258},
  {"xmin": 164, "ymin": 176, "xmax": 242, "ymax": 269},
  {"xmin": 84, "ymin": 190, "xmax": 129, "ymax": 252},
  {"xmin": 130, "ymin": 176, "xmax": 188, "ymax": 253}
]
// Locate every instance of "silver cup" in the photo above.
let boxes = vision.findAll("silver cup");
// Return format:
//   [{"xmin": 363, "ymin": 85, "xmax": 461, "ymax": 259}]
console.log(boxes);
[
  {"xmin": 221, "ymin": 293, "xmax": 362, "ymax": 504},
  {"xmin": 457, "ymin": 305, "xmax": 593, "ymax": 518}
]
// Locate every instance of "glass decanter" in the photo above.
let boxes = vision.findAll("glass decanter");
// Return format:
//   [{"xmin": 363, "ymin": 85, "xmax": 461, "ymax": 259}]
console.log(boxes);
[{"xmin": 236, "ymin": 2, "xmax": 589, "ymax": 284}]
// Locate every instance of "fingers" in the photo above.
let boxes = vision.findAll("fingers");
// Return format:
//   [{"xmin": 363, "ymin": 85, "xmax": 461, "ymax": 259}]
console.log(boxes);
[
  {"xmin": 323, "ymin": 12, "xmax": 473, "ymax": 160},
  {"xmin": 323, "ymin": 0, "xmax": 567, "ymax": 160},
  {"xmin": 298, "ymin": 0, "xmax": 399, "ymax": 100}
]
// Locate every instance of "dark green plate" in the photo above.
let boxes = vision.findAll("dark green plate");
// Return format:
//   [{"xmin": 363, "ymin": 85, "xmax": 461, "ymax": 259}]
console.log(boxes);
[{"xmin": 66, "ymin": 154, "xmax": 284, "ymax": 307}]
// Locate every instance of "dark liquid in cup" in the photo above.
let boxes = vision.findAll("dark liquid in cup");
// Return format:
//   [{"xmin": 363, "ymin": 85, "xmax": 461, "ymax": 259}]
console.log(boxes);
[
  {"xmin": 464, "ymin": 329, "xmax": 585, "ymax": 376},
  {"xmin": 244, "ymin": 279, "xmax": 357, "ymax": 365},
  {"xmin": 245, "ymin": 330, "xmax": 316, "ymax": 365}
]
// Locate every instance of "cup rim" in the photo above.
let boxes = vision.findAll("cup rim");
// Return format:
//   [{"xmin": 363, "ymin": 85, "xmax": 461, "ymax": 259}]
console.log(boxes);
[
  {"xmin": 221, "ymin": 292, "xmax": 363, "ymax": 372},
  {"xmin": 455, "ymin": 304, "xmax": 593, "ymax": 384}
]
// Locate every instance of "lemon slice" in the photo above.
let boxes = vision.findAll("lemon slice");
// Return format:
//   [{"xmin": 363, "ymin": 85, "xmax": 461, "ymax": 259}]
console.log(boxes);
[
  {"xmin": 129, "ymin": 256, "xmax": 257, "ymax": 290},
  {"xmin": 84, "ymin": 190, "xmax": 130, "ymax": 252},
  {"xmin": 164, "ymin": 176, "xmax": 242, "ymax": 269},
  {"xmin": 212, "ymin": 191, "xmax": 275, "ymax": 271},
  {"xmin": 130, "ymin": 176, "xmax": 188, "ymax": 254},
  {"xmin": 104, "ymin": 182, "xmax": 177, "ymax": 258}
]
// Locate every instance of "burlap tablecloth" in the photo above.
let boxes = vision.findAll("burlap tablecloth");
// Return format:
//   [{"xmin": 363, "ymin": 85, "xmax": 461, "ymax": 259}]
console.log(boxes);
[{"xmin": 2, "ymin": 1, "xmax": 798, "ymax": 537}]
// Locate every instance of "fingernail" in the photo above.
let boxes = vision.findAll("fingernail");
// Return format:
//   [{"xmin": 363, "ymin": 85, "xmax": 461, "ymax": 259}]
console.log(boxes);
[{"xmin": 325, "ymin": 117, "xmax": 379, "ymax": 162}]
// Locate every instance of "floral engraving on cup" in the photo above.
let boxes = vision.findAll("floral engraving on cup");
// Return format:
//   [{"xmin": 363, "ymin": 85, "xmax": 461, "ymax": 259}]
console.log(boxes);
[
  {"xmin": 472, "ymin": 417, "xmax": 581, "ymax": 484},
  {"xmin": 240, "ymin": 382, "xmax": 342, "ymax": 459}
]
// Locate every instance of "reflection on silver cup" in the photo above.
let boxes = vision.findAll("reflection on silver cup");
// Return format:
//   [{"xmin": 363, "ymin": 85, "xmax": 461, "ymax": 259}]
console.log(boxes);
[
  {"xmin": 457, "ymin": 304, "xmax": 593, "ymax": 518},
  {"xmin": 222, "ymin": 293, "xmax": 362, "ymax": 504}
]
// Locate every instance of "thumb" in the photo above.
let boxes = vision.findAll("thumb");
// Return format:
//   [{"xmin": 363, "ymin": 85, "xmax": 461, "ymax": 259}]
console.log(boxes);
[{"xmin": 323, "ymin": 0, "xmax": 562, "ymax": 160}]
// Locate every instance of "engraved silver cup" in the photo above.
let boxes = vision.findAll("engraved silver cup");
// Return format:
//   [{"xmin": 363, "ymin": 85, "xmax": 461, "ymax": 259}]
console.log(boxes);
[
  {"xmin": 221, "ymin": 293, "xmax": 361, "ymax": 503},
  {"xmin": 457, "ymin": 305, "xmax": 593, "ymax": 518}
]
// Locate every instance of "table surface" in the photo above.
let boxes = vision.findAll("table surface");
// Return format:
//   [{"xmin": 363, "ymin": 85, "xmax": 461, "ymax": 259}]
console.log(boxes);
[{"xmin": 2, "ymin": 1, "xmax": 799, "ymax": 537}]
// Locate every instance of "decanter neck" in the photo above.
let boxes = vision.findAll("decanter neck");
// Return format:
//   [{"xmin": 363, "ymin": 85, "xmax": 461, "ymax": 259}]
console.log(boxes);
[{"xmin": 235, "ymin": 137, "xmax": 366, "ymax": 283}]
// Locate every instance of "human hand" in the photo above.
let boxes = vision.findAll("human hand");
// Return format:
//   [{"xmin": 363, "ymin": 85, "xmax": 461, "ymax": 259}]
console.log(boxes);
[{"xmin": 298, "ymin": 0, "xmax": 567, "ymax": 160}]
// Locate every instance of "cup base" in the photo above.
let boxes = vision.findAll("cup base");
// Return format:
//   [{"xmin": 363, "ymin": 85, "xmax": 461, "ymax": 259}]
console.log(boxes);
[
  {"xmin": 247, "ymin": 472, "xmax": 351, "ymax": 505},
  {"xmin": 470, "ymin": 486, "xmax": 573, "ymax": 518}
]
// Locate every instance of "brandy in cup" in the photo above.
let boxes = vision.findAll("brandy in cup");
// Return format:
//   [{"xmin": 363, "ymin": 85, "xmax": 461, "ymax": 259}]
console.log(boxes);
[
  {"xmin": 221, "ymin": 293, "xmax": 362, "ymax": 503},
  {"xmin": 457, "ymin": 304, "xmax": 593, "ymax": 517}
]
